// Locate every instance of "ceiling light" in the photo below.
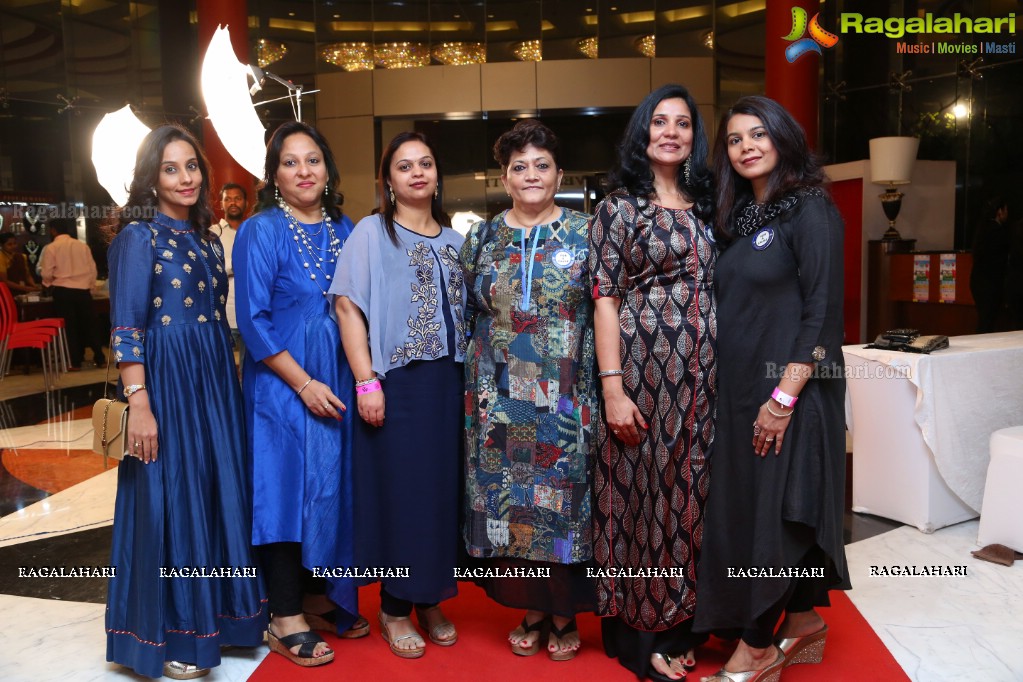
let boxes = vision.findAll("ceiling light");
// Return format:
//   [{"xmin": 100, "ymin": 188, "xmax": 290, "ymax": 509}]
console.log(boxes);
[
  {"xmin": 577, "ymin": 37, "xmax": 598, "ymax": 59},
  {"xmin": 255, "ymin": 39, "xmax": 288, "ymax": 68},
  {"xmin": 320, "ymin": 42, "xmax": 374, "ymax": 71},
  {"xmin": 432, "ymin": 42, "xmax": 486, "ymax": 65},
  {"xmin": 512, "ymin": 40, "xmax": 542, "ymax": 62}
]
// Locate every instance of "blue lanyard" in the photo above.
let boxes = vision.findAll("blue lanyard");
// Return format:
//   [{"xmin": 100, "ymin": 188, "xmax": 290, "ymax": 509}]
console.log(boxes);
[{"xmin": 518, "ymin": 227, "xmax": 542, "ymax": 312}]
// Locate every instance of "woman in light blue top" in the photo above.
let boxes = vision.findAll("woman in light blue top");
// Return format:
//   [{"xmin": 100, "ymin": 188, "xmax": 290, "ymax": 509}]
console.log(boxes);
[{"xmin": 332, "ymin": 131, "xmax": 466, "ymax": 660}]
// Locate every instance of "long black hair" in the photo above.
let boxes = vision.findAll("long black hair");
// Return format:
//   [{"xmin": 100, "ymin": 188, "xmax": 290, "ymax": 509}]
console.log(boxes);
[
  {"xmin": 713, "ymin": 95, "xmax": 825, "ymax": 240},
  {"xmin": 377, "ymin": 131, "xmax": 449, "ymax": 245},
  {"xmin": 606, "ymin": 83, "xmax": 713, "ymax": 223},
  {"xmin": 113, "ymin": 124, "xmax": 214, "ymax": 238},
  {"xmin": 258, "ymin": 121, "xmax": 345, "ymax": 222}
]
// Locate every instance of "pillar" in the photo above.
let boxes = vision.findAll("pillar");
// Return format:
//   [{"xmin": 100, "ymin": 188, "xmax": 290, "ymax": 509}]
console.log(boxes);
[{"xmin": 196, "ymin": 0, "xmax": 255, "ymax": 206}]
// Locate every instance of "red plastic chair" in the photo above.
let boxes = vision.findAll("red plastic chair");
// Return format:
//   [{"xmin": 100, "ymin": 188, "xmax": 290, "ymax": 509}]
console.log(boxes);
[{"xmin": 0, "ymin": 282, "xmax": 66, "ymax": 387}]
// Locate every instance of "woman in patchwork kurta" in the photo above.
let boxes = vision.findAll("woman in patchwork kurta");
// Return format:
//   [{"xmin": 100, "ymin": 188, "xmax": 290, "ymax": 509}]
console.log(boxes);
[{"xmin": 462, "ymin": 120, "xmax": 597, "ymax": 662}]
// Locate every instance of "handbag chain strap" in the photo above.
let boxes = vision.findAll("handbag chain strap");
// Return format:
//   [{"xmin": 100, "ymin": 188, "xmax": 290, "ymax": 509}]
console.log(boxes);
[
  {"xmin": 102, "ymin": 332, "xmax": 116, "ymax": 400},
  {"xmin": 100, "ymin": 400, "xmax": 113, "ymax": 449}
]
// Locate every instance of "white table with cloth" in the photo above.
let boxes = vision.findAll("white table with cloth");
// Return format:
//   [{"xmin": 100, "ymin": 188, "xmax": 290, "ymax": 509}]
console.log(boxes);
[{"xmin": 843, "ymin": 331, "xmax": 1023, "ymax": 533}]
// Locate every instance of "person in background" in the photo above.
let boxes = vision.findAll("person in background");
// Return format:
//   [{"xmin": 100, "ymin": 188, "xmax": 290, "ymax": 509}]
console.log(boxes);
[
  {"xmin": 695, "ymin": 95, "xmax": 850, "ymax": 682},
  {"xmin": 970, "ymin": 196, "xmax": 1010, "ymax": 333},
  {"xmin": 105, "ymin": 123, "xmax": 266, "ymax": 680},
  {"xmin": 333, "ymin": 131, "xmax": 464, "ymax": 660},
  {"xmin": 461, "ymin": 119, "xmax": 597, "ymax": 662},
  {"xmin": 588, "ymin": 83, "xmax": 717, "ymax": 681},
  {"xmin": 214, "ymin": 182, "xmax": 249, "ymax": 359},
  {"xmin": 0, "ymin": 232, "xmax": 41, "ymax": 293},
  {"xmin": 39, "ymin": 216, "xmax": 106, "ymax": 369},
  {"xmin": 235, "ymin": 120, "xmax": 364, "ymax": 668}
]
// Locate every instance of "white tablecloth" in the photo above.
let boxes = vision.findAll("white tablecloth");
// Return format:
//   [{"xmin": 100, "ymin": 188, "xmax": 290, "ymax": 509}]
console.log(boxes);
[{"xmin": 844, "ymin": 331, "xmax": 1023, "ymax": 531}]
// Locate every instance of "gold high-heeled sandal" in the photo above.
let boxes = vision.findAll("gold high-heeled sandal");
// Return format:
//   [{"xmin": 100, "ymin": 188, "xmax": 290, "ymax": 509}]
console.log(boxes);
[
  {"xmin": 701, "ymin": 647, "xmax": 785, "ymax": 682},
  {"xmin": 775, "ymin": 624, "xmax": 827, "ymax": 666}
]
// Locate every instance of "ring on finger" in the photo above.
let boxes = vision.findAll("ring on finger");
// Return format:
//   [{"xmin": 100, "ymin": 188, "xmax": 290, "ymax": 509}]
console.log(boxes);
[{"xmin": 766, "ymin": 436, "xmax": 774, "ymax": 441}]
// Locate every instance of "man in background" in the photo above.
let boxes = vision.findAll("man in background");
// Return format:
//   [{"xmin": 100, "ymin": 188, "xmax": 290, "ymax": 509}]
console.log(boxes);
[
  {"xmin": 39, "ymin": 216, "xmax": 105, "ymax": 370},
  {"xmin": 214, "ymin": 183, "xmax": 248, "ymax": 360}
]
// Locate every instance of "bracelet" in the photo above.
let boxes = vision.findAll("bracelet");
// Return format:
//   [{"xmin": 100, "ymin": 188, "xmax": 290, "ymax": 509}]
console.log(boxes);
[
  {"xmin": 598, "ymin": 369, "xmax": 624, "ymax": 378},
  {"xmin": 771, "ymin": 386, "xmax": 798, "ymax": 407},
  {"xmin": 296, "ymin": 378, "xmax": 314, "ymax": 395},
  {"xmin": 355, "ymin": 378, "xmax": 378, "ymax": 386},
  {"xmin": 766, "ymin": 401, "xmax": 793, "ymax": 418},
  {"xmin": 123, "ymin": 384, "xmax": 146, "ymax": 398},
  {"xmin": 356, "ymin": 379, "xmax": 382, "ymax": 395}
]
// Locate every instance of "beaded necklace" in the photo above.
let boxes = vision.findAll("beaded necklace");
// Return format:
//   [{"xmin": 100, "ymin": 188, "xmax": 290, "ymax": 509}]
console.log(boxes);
[{"xmin": 278, "ymin": 199, "xmax": 343, "ymax": 296}]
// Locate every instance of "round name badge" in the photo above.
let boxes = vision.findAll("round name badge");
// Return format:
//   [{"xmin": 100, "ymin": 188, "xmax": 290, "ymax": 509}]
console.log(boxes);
[
  {"xmin": 552, "ymin": 248, "xmax": 575, "ymax": 269},
  {"xmin": 752, "ymin": 228, "xmax": 774, "ymax": 251}
]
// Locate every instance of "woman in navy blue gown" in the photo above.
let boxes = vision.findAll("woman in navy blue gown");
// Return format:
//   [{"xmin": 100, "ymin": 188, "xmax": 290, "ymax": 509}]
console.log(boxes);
[
  {"xmin": 106, "ymin": 124, "xmax": 266, "ymax": 679},
  {"xmin": 235, "ymin": 121, "xmax": 362, "ymax": 668}
]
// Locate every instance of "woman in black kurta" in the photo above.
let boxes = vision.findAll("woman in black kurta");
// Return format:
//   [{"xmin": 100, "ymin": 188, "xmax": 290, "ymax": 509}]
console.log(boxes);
[{"xmin": 694, "ymin": 96, "xmax": 850, "ymax": 681}]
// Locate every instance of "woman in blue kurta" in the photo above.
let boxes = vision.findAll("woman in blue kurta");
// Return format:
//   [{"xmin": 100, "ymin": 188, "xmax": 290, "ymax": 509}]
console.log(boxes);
[
  {"xmin": 105, "ymin": 124, "xmax": 266, "ymax": 680},
  {"xmin": 234, "ymin": 121, "xmax": 360, "ymax": 668},
  {"xmin": 333, "ymin": 132, "xmax": 466, "ymax": 660}
]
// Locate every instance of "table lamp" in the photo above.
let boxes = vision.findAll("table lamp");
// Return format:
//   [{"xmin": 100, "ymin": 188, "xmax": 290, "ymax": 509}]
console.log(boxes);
[{"xmin": 869, "ymin": 136, "xmax": 920, "ymax": 240}]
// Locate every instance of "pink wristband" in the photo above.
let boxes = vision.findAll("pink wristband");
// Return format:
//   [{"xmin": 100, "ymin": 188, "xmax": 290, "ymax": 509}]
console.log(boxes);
[
  {"xmin": 356, "ymin": 379, "xmax": 382, "ymax": 395},
  {"xmin": 771, "ymin": 387, "xmax": 798, "ymax": 408}
]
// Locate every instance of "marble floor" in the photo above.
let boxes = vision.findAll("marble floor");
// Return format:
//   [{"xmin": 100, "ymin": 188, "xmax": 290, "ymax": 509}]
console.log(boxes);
[{"xmin": 1, "ymin": 377, "xmax": 1021, "ymax": 681}]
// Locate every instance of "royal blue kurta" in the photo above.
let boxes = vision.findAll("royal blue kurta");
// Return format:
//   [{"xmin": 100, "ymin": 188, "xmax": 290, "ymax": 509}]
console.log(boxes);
[
  {"xmin": 105, "ymin": 214, "xmax": 266, "ymax": 678},
  {"xmin": 234, "ymin": 206, "xmax": 357, "ymax": 623}
]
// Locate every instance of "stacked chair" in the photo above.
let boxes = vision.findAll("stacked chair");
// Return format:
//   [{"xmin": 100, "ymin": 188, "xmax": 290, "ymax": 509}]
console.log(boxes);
[{"xmin": 0, "ymin": 282, "xmax": 70, "ymax": 390}]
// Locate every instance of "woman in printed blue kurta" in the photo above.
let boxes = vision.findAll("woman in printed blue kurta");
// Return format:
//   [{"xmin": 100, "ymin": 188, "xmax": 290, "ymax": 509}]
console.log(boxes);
[
  {"xmin": 461, "ymin": 120, "xmax": 597, "ymax": 662},
  {"xmin": 105, "ymin": 125, "xmax": 266, "ymax": 680},
  {"xmin": 234, "ymin": 121, "xmax": 360, "ymax": 667}
]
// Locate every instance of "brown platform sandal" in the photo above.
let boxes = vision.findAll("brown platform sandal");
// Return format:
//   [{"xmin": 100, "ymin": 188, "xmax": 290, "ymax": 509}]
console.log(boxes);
[
  {"xmin": 378, "ymin": 611, "xmax": 425, "ymax": 659},
  {"xmin": 266, "ymin": 626, "xmax": 335, "ymax": 667},
  {"xmin": 547, "ymin": 618, "xmax": 579, "ymax": 662},
  {"xmin": 414, "ymin": 605, "xmax": 457, "ymax": 646},
  {"xmin": 510, "ymin": 616, "xmax": 548, "ymax": 656}
]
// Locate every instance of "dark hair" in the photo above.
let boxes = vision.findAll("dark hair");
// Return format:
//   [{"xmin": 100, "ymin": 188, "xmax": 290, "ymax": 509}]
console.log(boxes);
[
  {"xmin": 0, "ymin": 232, "xmax": 15, "ymax": 244},
  {"xmin": 221, "ymin": 182, "xmax": 248, "ymax": 202},
  {"xmin": 258, "ymin": 121, "xmax": 345, "ymax": 222},
  {"xmin": 493, "ymin": 119, "xmax": 561, "ymax": 169},
  {"xmin": 606, "ymin": 83, "xmax": 713, "ymax": 223},
  {"xmin": 713, "ymin": 95, "xmax": 825, "ymax": 239},
  {"xmin": 49, "ymin": 216, "xmax": 78, "ymax": 236},
  {"xmin": 377, "ymin": 131, "xmax": 449, "ymax": 245},
  {"xmin": 113, "ymin": 124, "xmax": 214, "ymax": 238}
]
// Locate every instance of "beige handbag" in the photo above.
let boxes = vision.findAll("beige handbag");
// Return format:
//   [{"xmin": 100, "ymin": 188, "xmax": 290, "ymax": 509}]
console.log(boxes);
[{"xmin": 92, "ymin": 343, "xmax": 128, "ymax": 461}]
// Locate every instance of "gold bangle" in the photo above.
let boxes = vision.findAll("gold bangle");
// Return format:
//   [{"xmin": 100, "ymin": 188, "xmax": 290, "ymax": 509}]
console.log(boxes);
[
  {"xmin": 766, "ymin": 402, "xmax": 793, "ymax": 418},
  {"xmin": 123, "ymin": 384, "xmax": 146, "ymax": 398}
]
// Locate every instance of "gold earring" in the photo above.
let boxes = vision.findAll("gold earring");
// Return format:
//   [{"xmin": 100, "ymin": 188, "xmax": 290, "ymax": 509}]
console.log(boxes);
[
  {"xmin": 388, "ymin": 186, "xmax": 395, "ymax": 205},
  {"xmin": 434, "ymin": 185, "xmax": 439, "ymax": 199}
]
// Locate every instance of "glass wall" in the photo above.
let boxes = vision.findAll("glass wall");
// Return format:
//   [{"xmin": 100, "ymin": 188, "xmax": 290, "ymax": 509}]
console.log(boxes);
[{"xmin": 1, "ymin": 0, "xmax": 1020, "ymax": 247}]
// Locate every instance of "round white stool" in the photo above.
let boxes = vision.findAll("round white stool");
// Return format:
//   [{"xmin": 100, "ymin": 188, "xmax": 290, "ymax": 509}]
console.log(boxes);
[{"xmin": 977, "ymin": 426, "xmax": 1023, "ymax": 552}]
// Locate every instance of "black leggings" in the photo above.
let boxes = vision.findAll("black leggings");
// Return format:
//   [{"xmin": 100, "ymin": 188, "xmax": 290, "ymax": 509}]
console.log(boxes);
[
  {"xmin": 380, "ymin": 587, "xmax": 437, "ymax": 618},
  {"xmin": 257, "ymin": 542, "xmax": 326, "ymax": 617},
  {"xmin": 740, "ymin": 546, "xmax": 826, "ymax": 649}
]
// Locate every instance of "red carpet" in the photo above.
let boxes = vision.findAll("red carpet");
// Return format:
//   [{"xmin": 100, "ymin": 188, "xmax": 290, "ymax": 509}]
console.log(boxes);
[{"xmin": 249, "ymin": 583, "xmax": 906, "ymax": 681}]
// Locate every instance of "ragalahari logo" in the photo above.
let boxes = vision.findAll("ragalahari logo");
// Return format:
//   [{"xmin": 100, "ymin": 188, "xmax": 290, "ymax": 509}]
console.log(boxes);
[{"xmin": 783, "ymin": 7, "xmax": 839, "ymax": 62}]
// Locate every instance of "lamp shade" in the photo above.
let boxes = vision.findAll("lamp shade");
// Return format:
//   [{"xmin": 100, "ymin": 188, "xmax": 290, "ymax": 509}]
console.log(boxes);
[
  {"xmin": 201, "ymin": 25, "xmax": 267, "ymax": 179},
  {"xmin": 91, "ymin": 105, "xmax": 152, "ymax": 207},
  {"xmin": 869, "ymin": 136, "xmax": 919, "ymax": 186}
]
